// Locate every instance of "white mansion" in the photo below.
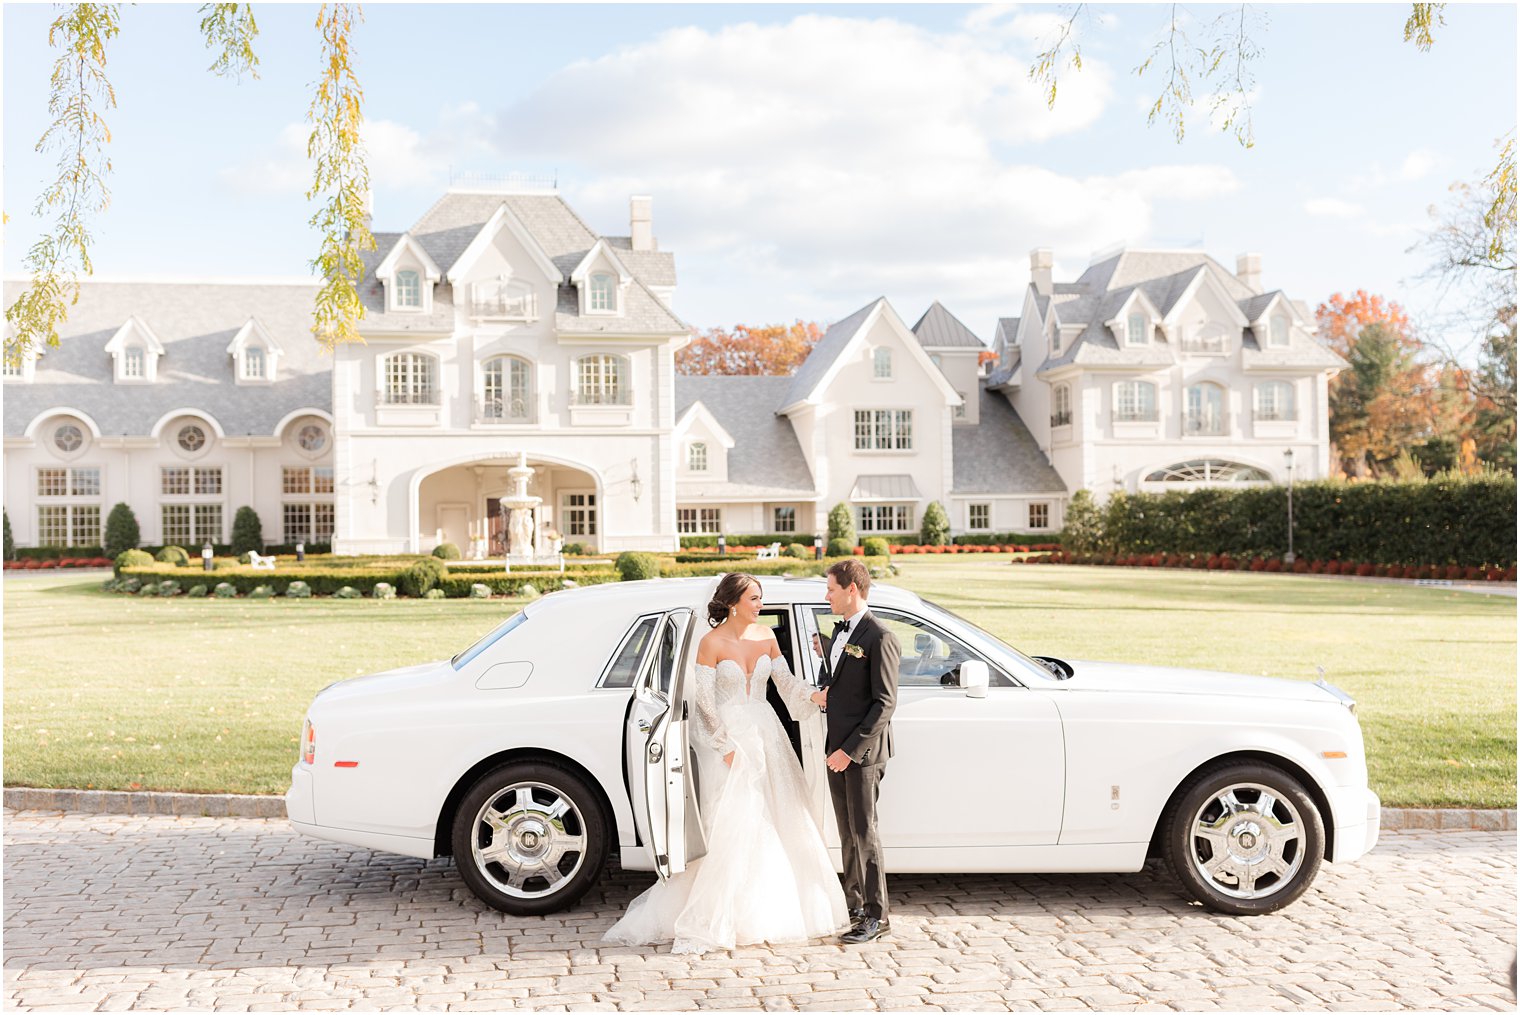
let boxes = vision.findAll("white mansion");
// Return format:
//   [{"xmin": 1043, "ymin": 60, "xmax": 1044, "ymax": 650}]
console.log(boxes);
[{"xmin": 3, "ymin": 187, "xmax": 1345, "ymax": 554}]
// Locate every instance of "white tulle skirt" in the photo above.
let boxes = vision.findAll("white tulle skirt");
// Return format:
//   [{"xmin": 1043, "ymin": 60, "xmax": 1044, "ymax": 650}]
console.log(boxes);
[{"xmin": 603, "ymin": 700, "xmax": 848, "ymax": 954}]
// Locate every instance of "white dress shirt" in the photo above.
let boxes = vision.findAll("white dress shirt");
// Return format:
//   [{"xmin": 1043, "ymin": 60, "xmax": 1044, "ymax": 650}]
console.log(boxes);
[{"xmin": 829, "ymin": 606, "xmax": 871, "ymax": 672}]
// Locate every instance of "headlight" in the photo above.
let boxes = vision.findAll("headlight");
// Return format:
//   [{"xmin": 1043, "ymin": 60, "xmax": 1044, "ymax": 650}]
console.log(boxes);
[{"xmin": 302, "ymin": 719, "xmax": 316, "ymax": 764}]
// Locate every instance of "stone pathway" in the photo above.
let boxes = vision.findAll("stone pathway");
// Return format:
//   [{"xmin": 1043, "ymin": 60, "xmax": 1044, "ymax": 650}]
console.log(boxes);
[{"xmin": 4, "ymin": 811, "xmax": 1514, "ymax": 1011}]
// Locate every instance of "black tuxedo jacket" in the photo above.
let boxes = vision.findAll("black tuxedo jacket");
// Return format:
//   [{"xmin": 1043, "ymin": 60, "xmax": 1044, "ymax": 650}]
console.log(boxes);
[{"xmin": 819, "ymin": 610, "xmax": 900, "ymax": 766}]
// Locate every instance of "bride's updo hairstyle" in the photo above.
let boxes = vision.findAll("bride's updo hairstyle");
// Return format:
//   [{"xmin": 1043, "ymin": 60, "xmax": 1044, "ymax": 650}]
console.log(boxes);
[{"xmin": 707, "ymin": 572, "xmax": 759, "ymax": 628}]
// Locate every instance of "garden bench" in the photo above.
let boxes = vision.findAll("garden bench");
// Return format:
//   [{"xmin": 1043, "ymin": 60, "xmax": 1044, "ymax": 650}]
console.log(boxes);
[
  {"xmin": 248, "ymin": 551, "xmax": 276, "ymax": 571},
  {"xmin": 756, "ymin": 542, "xmax": 781, "ymax": 560}
]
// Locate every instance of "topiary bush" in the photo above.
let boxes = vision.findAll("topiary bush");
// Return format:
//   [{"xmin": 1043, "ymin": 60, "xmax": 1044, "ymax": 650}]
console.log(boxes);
[
  {"xmin": 214, "ymin": 582, "xmax": 237, "ymax": 598},
  {"xmin": 827, "ymin": 537, "xmax": 853, "ymax": 557},
  {"xmin": 334, "ymin": 585, "xmax": 362, "ymax": 599},
  {"xmin": 562, "ymin": 542, "xmax": 588, "ymax": 556},
  {"xmin": 156, "ymin": 545, "xmax": 190, "ymax": 566},
  {"xmin": 919, "ymin": 501, "xmax": 950, "ymax": 546},
  {"xmin": 827, "ymin": 502, "xmax": 856, "ymax": 549},
  {"xmin": 230, "ymin": 506, "xmax": 264, "ymax": 555},
  {"xmin": 372, "ymin": 582, "xmax": 396, "ymax": 599},
  {"xmin": 157, "ymin": 580, "xmax": 182, "ymax": 597},
  {"xmin": 616, "ymin": 551, "xmax": 661, "ymax": 581},
  {"xmin": 114, "ymin": 548, "xmax": 153, "ymax": 577},
  {"xmin": 862, "ymin": 537, "xmax": 890, "ymax": 557},
  {"xmin": 469, "ymin": 583, "xmax": 492, "ymax": 599},
  {"xmin": 285, "ymin": 581, "xmax": 312, "ymax": 598},
  {"xmin": 784, "ymin": 542, "xmax": 808, "ymax": 558},
  {"xmin": 187, "ymin": 584, "xmax": 208, "ymax": 598},
  {"xmin": 3, "ymin": 508, "xmax": 13, "ymax": 560},
  {"xmin": 398, "ymin": 557, "xmax": 446, "ymax": 597},
  {"xmin": 103, "ymin": 503, "xmax": 141, "ymax": 558},
  {"xmin": 248, "ymin": 585, "xmax": 273, "ymax": 599},
  {"xmin": 424, "ymin": 588, "xmax": 446, "ymax": 599},
  {"xmin": 213, "ymin": 558, "xmax": 239, "ymax": 570},
  {"xmin": 432, "ymin": 542, "xmax": 461, "ymax": 560},
  {"xmin": 136, "ymin": 582, "xmax": 159, "ymax": 596}
]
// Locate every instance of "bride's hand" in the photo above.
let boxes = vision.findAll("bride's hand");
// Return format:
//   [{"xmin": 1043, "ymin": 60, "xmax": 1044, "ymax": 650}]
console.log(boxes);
[
  {"xmin": 810, "ymin": 689, "xmax": 828, "ymax": 708},
  {"xmin": 723, "ymin": 750, "xmax": 735, "ymax": 767}
]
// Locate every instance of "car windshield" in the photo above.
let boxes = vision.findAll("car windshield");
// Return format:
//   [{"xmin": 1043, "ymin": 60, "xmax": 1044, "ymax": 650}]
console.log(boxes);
[
  {"xmin": 914, "ymin": 597, "xmax": 1061, "ymax": 684},
  {"xmin": 451, "ymin": 610, "xmax": 529, "ymax": 670}
]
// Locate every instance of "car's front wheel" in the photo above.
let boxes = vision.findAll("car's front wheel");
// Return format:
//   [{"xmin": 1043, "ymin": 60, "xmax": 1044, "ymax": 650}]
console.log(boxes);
[
  {"xmin": 1161, "ymin": 762, "xmax": 1325, "ymax": 915},
  {"xmin": 451, "ymin": 761, "xmax": 609, "ymax": 915}
]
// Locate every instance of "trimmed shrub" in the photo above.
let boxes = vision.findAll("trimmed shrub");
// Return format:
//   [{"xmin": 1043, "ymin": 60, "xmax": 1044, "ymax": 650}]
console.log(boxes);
[
  {"xmin": 784, "ymin": 542, "xmax": 809, "ymax": 559},
  {"xmin": 827, "ymin": 537, "xmax": 853, "ymax": 557},
  {"xmin": 117, "ymin": 577, "xmax": 141, "ymax": 593},
  {"xmin": 114, "ymin": 548, "xmax": 154, "ymax": 577},
  {"xmin": 616, "ymin": 551, "xmax": 661, "ymax": 582},
  {"xmin": 136, "ymin": 582, "xmax": 160, "ymax": 596},
  {"xmin": 248, "ymin": 585, "xmax": 273, "ymax": 599},
  {"xmin": 398, "ymin": 557, "xmax": 446, "ymax": 598},
  {"xmin": 213, "ymin": 582, "xmax": 237, "ymax": 598},
  {"xmin": 3, "ymin": 509, "xmax": 12, "ymax": 560},
  {"xmin": 919, "ymin": 501, "xmax": 950, "ymax": 545},
  {"xmin": 424, "ymin": 588, "xmax": 447, "ymax": 599},
  {"xmin": 862, "ymin": 537, "xmax": 890, "ymax": 557},
  {"xmin": 187, "ymin": 584, "xmax": 208, "ymax": 598},
  {"xmin": 372, "ymin": 582, "xmax": 396, "ymax": 599},
  {"xmin": 334, "ymin": 586, "xmax": 362, "ymax": 599},
  {"xmin": 432, "ymin": 542, "xmax": 461, "ymax": 560},
  {"xmin": 435, "ymin": 569, "xmax": 618, "ymax": 598},
  {"xmin": 156, "ymin": 545, "xmax": 190, "ymax": 566},
  {"xmin": 827, "ymin": 503, "xmax": 856, "ymax": 549},
  {"xmin": 679, "ymin": 533, "xmax": 820, "ymax": 550},
  {"xmin": 470, "ymin": 583, "xmax": 492, "ymax": 599},
  {"xmin": 213, "ymin": 558, "xmax": 240, "ymax": 570},
  {"xmin": 563, "ymin": 542, "xmax": 588, "ymax": 556},
  {"xmin": 103, "ymin": 503, "xmax": 141, "ymax": 557},
  {"xmin": 158, "ymin": 580, "xmax": 182, "ymax": 596},
  {"xmin": 285, "ymin": 581, "xmax": 312, "ymax": 598},
  {"xmin": 230, "ymin": 506, "xmax": 264, "ymax": 555}
]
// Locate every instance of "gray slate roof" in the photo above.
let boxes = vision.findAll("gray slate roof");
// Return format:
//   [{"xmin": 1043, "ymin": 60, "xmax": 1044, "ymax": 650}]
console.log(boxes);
[
  {"xmin": 3, "ymin": 280, "xmax": 330, "ymax": 438},
  {"xmin": 674, "ymin": 376, "xmax": 817, "ymax": 498},
  {"xmin": 911, "ymin": 302, "xmax": 985, "ymax": 349},
  {"xmin": 779, "ymin": 298, "xmax": 883, "ymax": 409},
  {"xmin": 951, "ymin": 390, "xmax": 1068, "ymax": 495},
  {"xmin": 357, "ymin": 232, "xmax": 457, "ymax": 333}
]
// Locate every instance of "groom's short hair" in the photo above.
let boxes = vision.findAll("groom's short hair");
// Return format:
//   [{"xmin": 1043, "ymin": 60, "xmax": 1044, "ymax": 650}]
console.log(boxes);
[{"xmin": 826, "ymin": 559, "xmax": 871, "ymax": 596}]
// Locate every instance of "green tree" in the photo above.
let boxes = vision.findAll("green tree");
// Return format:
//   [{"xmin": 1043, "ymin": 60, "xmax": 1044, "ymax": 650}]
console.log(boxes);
[
  {"xmin": 919, "ymin": 501, "xmax": 950, "ymax": 545},
  {"xmin": 103, "ymin": 502, "xmax": 139, "ymax": 557},
  {"xmin": 230, "ymin": 506, "xmax": 263, "ymax": 555},
  {"xmin": 827, "ymin": 503, "xmax": 856, "ymax": 547},
  {"xmin": 1061, "ymin": 489, "xmax": 1104, "ymax": 553},
  {"xmin": 3, "ymin": 508, "xmax": 13, "ymax": 560}
]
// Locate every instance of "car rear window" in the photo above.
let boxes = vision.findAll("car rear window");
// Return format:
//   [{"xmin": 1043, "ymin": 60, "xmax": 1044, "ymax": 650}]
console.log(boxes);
[
  {"xmin": 602, "ymin": 615, "xmax": 660, "ymax": 688},
  {"xmin": 451, "ymin": 610, "xmax": 529, "ymax": 670}
]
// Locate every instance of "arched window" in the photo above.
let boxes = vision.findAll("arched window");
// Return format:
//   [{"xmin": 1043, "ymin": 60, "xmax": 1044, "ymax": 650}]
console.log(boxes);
[
  {"xmin": 481, "ymin": 356, "xmax": 533, "ymax": 421},
  {"xmin": 1051, "ymin": 383, "xmax": 1072, "ymax": 427},
  {"xmin": 1255, "ymin": 381, "xmax": 1296, "ymax": 421},
  {"xmin": 383, "ymin": 352, "xmax": 438, "ymax": 405},
  {"xmin": 589, "ymin": 273, "xmax": 616, "ymax": 312},
  {"xmin": 574, "ymin": 354, "xmax": 629, "ymax": 405},
  {"xmin": 873, "ymin": 347, "xmax": 893, "ymax": 379},
  {"xmin": 688, "ymin": 442, "xmax": 708, "ymax": 471},
  {"xmin": 1114, "ymin": 380, "xmax": 1157, "ymax": 422},
  {"xmin": 1269, "ymin": 315, "xmax": 1290, "ymax": 347},
  {"xmin": 1126, "ymin": 312, "xmax": 1148, "ymax": 346},
  {"xmin": 1184, "ymin": 382, "xmax": 1227, "ymax": 435},
  {"xmin": 1144, "ymin": 460, "xmax": 1271, "ymax": 484},
  {"xmin": 395, "ymin": 270, "xmax": 421, "ymax": 308}
]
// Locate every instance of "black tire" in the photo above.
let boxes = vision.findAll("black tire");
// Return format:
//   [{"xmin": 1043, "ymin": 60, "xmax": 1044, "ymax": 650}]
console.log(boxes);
[
  {"xmin": 1160, "ymin": 762, "xmax": 1325, "ymax": 915},
  {"xmin": 450, "ymin": 761, "xmax": 609, "ymax": 915}
]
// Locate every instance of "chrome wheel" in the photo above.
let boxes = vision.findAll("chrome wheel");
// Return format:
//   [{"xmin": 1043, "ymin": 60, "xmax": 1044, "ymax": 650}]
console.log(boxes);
[
  {"xmin": 470, "ymin": 781, "xmax": 589, "ymax": 900},
  {"xmin": 1189, "ymin": 782, "xmax": 1305, "ymax": 900}
]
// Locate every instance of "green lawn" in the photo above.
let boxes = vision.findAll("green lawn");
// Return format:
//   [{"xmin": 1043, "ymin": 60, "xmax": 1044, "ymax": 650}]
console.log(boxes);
[{"xmin": 4, "ymin": 564, "xmax": 1514, "ymax": 807}]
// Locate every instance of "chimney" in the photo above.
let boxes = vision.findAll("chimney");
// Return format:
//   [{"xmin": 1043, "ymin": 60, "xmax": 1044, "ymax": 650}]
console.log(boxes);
[
  {"xmin": 1029, "ymin": 248, "xmax": 1053, "ymax": 294},
  {"xmin": 630, "ymin": 195, "xmax": 654, "ymax": 251},
  {"xmin": 1236, "ymin": 252, "xmax": 1262, "ymax": 292}
]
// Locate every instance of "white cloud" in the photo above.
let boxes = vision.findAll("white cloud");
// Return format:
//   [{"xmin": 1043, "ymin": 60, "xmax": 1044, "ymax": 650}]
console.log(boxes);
[
  {"xmin": 1399, "ymin": 148, "xmax": 1441, "ymax": 181},
  {"xmin": 1304, "ymin": 198, "xmax": 1365, "ymax": 219}
]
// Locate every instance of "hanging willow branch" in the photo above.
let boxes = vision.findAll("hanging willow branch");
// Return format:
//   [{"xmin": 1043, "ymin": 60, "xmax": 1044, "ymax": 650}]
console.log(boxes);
[
  {"xmin": 306, "ymin": 3, "xmax": 374, "ymax": 349},
  {"xmin": 4, "ymin": 4, "xmax": 120, "ymax": 366},
  {"xmin": 199, "ymin": 3, "xmax": 260, "ymax": 80}
]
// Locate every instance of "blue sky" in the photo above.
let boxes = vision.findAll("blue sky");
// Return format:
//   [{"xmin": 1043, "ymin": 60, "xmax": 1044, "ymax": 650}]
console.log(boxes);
[{"xmin": 4, "ymin": 3, "xmax": 1515, "ymax": 355}]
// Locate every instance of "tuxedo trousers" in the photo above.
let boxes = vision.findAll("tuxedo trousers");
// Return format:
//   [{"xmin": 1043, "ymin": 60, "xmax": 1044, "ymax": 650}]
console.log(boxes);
[{"xmin": 828, "ymin": 763, "xmax": 888, "ymax": 921}]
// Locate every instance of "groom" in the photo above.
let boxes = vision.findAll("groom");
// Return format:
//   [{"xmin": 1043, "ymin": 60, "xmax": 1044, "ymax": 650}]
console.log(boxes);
[{"xmin": 818, "ymin": 559, "xmax": 900, "ymax": 944}]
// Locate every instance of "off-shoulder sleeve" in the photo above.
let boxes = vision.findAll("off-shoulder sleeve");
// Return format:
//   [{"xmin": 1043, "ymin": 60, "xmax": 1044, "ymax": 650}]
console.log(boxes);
[
  {"xmin": 769, "ymin": 653, "xmax": 820, "ymax": 721},
  {"xmin": 692, "ymin": 663, "xmax": 735, "ymax": 755}
]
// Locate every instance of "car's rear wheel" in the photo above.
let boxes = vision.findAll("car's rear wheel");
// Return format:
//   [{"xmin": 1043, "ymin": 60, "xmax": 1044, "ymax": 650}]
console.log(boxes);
[
  {"xmin": 451, "ymin": 761, "xmax": 609, "ymax": 915},
  {"xmin": 1161, "ymin": 762, "xmax": 1325, "ymax": 915}
]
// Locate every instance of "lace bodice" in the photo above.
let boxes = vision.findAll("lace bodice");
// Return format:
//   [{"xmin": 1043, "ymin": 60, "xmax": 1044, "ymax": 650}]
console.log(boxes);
[{"xmin": 693, "ymin": 654, "xmax": 818, "ymax": 755}]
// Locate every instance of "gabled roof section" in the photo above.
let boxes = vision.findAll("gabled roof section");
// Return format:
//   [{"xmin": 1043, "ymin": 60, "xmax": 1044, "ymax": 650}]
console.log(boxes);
[
  {"xmin": 445, "ymin": 203, "xmax": 562, "ymax": 284},
  {"xmin": 553, "ymin": 276, "xmax": 688, "ymax": 335},
  {"xmin": 569, "ymin": 239, "xmax": 633, "ymax": 284},
  {"xmin": 374, "ymin": 232, "xmax": 442, "ymax": 281},
  {"xmin": 103, "ymin": 315, "xmax": 167, "ymax": 355},
  {"xmin": 1239, "ymin": 290, "xmax": 1292, "ymax": 323},
  {"xmin": 911, "ymin": 301, "xmax": 985, "ymax": 349},
  {"xmin": 1159, "ymin": 265, "xmax": 1249, "ymax": 327},
  {"xmin": 952, "ymin": 391, "xmax": 1068, "ymax": 495},
  {"xmin": 674, "ymin": 376, "xmax": 816, "ymax": 498},
  {"xmin": 993, "ymin": 317, "xmax": 1020, "ymax": 349},
  {"xmin": 673, "ymin": 399, "xmax": 736, "ymax": 449},
  {"xmin": 225, "ymin": 317, "xmax": 284, "ymax": 357},
  {"xmin": 780, "ymin": 298, "xmax": 960, "ymax": 412}
]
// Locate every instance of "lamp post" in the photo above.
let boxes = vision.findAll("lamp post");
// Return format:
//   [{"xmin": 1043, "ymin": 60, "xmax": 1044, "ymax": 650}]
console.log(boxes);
[
  {"xmin": 1283, "ymin": 448, "xmax": 1296, "ymax": 565},
  {"xmin": 717, "ymin": 535, "xmax": 726, "ymax": 557},
  {"xmin": 813, "ymin": 534, "xmax": 824, "ymax": 561},
  {"xmin": 295, "ymin": 541, "xmax": 305, "ymax": 562},
  {"xmin": 202, "ymin": 542, "xmax": 214, "ymax": 572}
]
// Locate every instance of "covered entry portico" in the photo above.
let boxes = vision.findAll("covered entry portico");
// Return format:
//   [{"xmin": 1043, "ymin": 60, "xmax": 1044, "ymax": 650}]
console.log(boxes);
[{"xmin": 412, "ymin": 453, "xmax": 603, "ymax": 556}]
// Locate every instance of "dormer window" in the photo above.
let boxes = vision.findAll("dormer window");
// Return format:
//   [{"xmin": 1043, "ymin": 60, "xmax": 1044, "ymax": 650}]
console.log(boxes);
[
  {"xmin": 395, "ymin": 270, "xmax": 421, "ymax": 309},
  {"xmin": 873, "ymin": 348, "xmax": 893, "ymax": 379},
  {"xmin": 1126, "ymin": 312, "xmax": 1148, "ymax": 346},
  {"xmin": 3, "ymin": 359, "xmax": 22, "ymax": 380},
  {"xmin": 688, "ymin": 442, "xmax": 708, "ymax": 471},
  {"xmin": 1269, "ymin": 315, "xmax": 1290, "ymax": 347},
  {"xmin": 241, "ymin": 346, "xmax": 266, "ymax": 380},
  {"xmin": 589, "ymin": 273, "xmax": 616, "ymax": 313},
  {"xmin": 226, "ymin": 317, "xmax": 281, "ymax": 386},
  {"xmin": 123, "ymin": 347, "xmax": 146, "ymax": 378}
]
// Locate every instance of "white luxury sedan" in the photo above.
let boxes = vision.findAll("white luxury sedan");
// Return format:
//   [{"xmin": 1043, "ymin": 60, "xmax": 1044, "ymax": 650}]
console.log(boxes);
[{"xmin": 287, "ymin": 576, "xmax": 1380, "ymax": 917}]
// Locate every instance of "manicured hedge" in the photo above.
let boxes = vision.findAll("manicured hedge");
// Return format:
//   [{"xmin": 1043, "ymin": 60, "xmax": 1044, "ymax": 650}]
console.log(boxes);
[
  {"xmin": 951, "ymin": 531, "xmax": 1064, "ymax": 546},
  {"xmin": 436, "ymin": 570, "xmax": 619, "ymax": 597},
  {"xmin": 1017, "ymin": 550, "xmax": 1517, "ymax": 582},
  {"xmin": 679, "ymin": 533, "xmax": 819, "ymax": 549},
  {"xmin": 1099, "ymin": 476, "xmax": 1516, "ymax": 567}
]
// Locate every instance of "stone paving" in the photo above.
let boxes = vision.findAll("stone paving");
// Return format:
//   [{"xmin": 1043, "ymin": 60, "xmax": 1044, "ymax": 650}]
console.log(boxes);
[{"xmin": 3, "ymin": 810, "xmax": 1514, "ymax": 1011}]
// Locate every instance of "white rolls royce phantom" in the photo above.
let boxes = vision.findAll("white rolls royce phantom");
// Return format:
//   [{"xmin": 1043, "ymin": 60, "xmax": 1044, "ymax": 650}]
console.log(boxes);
[{"xmin": 287, "ymin": 576, "xmax": 1380, "ymax": 917}]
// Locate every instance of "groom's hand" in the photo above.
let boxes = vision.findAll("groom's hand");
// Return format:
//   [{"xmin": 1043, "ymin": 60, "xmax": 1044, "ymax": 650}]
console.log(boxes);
[
  {"xmin": 826, "ymin": 749, "xmax": 852, "ymax": 772},
  {"xmin": 810, "ymin": 689, "xmax": 828, "ymax": 708}
]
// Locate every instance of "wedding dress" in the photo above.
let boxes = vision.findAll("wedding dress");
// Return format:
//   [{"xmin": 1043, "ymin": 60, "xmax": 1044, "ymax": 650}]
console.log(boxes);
[{"xmin": 602, "ymin": 652, "xmax": 848, "ymax": 953}]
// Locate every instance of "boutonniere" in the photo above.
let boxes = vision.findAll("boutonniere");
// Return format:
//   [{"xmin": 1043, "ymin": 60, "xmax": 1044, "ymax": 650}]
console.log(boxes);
[{"xmin": 843, "ymin": 643, "xmax": 865, "ymax": 660}]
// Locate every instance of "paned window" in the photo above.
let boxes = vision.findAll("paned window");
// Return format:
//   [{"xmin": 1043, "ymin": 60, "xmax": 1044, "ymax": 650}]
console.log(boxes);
[
  {"xmin": 282, "ymin": 503, "xmax": 334, "ymax": 544},
  {"xmin": 1255, "ymin": 381, "xmax": 1296, "ymax": 421},
  {"xmin": 161, "ymin": 466, "xmax": 221, "ymax": 496},
  {"xmin": 282, "ymin": 466, "xmax": 333, "ymax": 495},
  {"xmin": 123, "ymin": 347, "xmax": 145, "ymax": 378},
  {"xmin": 395, "ymin": 270, "xmax": 421, "ymax": 308},
  {"xmin": 1029, "ymin": 503, "xmax": 1050, "ymax": 529},
  {"xmin": 772, "ymin": 506, "xmax": 796, "ymax": 533},
  {"xmin": 574, "ymin": 355, "xmax": 628, "ymax": 405},
  {"xmin": 1184, "ymin": 383, "xmax": 1227, "ymax": 435},
  {"xmin": 859, "ymin": 504, "xmax": 913, "ymax": 532},
  {"xmin": 1269, "ymin": 315, "xmax": 1290, "ymax": 347},
  {"xmin": 384, "ymin": 353, "xmax": 438, "ymax": 404},
  {"xmin": 3, "ymin": 358, "xmax": 22, "ymax": 378},
  {"xmin": 37, "ymin": 504, "xmax": 100, "ymax": 547},
  {"xmin": 242, "ymin": 347, "xmax": 266, "ymax": 380},
  {"xmin": 481, "ymin": 357, "xmax": 532, "ymax": 420},
  {"xmin": 688, "ymin": 442, "xmax": 708, "ymax": 471},
  {"xmin": 1051, "ymin": 384, "xmax": 1072, "ymax": 427},
  {"xmin": 561, "ymin": 492, "xmax": 597, "ymax": 537},
  {"xmin": 1145, "ymin": 460, "xmax": 1272, "ymax": 483},
  {"xmin": 38, "ymin": 466, "xmax": 99, "ymax": 498},
  {"xmin": 160, "ymin": 505, "xmax": 222, "ymax": 545},
  {"xmin": 589, "ymin": 273, "xmax": 615, "ymax": 312},
  {"xmin": 873, "ymin": 348, "xmax": 892, "ymax": 379},
  {"xmin": 1126, "ymin": 312, "xmax": 1148, "ymax": 346},
  {"xmin": 1114, "ymin": 381, "xmax": 1158, "ymax": 422},
  {"xmin": 676, "ymin": 508, "xmax": 722, "ymax": 534},
  {"xmin": 853, "ymin": 409, "xmax": 913, "ymax": 450},
  {"xmin": 969, "ymin": 503, "xmax": 990, "ymax": 530}
]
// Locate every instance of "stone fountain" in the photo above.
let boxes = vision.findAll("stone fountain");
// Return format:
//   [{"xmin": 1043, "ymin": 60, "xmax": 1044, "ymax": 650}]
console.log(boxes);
[{"xmin": 499, "ymin": 451, "xmax": 541, "ymax": 561}]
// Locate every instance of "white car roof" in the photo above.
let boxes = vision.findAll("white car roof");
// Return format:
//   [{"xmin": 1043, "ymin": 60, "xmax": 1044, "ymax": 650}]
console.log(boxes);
[{"xmin": 525, "ymin": 574, "xmax": 924, "ymax": 619}]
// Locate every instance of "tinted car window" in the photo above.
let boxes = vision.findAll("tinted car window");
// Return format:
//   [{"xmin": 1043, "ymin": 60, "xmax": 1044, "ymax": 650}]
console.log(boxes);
[
  {"xmin": 603, "ymin": 615, "xmax": 659, "ymax": 688},
  {"xmin": 809, "ymin": 606, "xmax": 1016, "ymax": 688}
]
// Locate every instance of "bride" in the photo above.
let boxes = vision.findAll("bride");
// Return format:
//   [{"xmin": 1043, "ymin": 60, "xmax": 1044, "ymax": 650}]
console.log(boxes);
[{"xmin": 603, "ymin": 572, "xmax": 849, "ymax": 953}]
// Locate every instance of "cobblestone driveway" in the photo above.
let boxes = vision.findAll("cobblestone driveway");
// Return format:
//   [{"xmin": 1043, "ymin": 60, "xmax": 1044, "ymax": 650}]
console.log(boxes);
[{"xmin": 4, "ymin": 811, "xmax": 1513, "ymax": 1011}]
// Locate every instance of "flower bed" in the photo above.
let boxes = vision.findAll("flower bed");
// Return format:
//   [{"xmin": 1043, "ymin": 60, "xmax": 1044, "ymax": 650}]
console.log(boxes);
[{"xmin": 6, "ymin": 556, "xmax": 113, "ymax": 569}]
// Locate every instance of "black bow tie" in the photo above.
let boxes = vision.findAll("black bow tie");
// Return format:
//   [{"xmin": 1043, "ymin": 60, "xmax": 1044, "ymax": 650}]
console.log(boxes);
[{"xmin": 837, "ymin": 620, "xmax": 851, "ymax": 634}]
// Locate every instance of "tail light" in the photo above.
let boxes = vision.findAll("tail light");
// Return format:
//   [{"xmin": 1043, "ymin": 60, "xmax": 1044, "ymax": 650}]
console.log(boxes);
[{"xmin": 302, "ymin": 719, "xmax": 316, "ymax": 765}]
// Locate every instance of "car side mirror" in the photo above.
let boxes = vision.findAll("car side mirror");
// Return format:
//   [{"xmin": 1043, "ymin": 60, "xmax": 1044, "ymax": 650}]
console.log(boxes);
[{"xmin": 961, "ymin": 660, "xmax": 989, "ymax": 698}]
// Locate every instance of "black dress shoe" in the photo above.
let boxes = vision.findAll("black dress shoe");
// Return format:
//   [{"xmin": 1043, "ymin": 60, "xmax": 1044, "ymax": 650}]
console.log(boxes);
[
  {"xmin": 840, "ymin": 917, "xmax": 890, "ymax": 944},
  {"xmin": 848, "ymin": 906, "xmax": 867, "ymax": 923}
]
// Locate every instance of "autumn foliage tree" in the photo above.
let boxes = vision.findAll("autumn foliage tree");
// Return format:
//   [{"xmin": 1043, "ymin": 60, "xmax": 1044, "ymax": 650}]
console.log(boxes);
[{"xmin": 676, "ymin": 321, "xmax": 824, "ymax": 376}]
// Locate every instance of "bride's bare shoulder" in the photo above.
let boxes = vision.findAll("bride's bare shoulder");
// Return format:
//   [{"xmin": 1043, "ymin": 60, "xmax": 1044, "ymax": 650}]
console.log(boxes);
[{"xmin": 696, "ymin": 628, "xmax": 725, "ymax": 666}]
